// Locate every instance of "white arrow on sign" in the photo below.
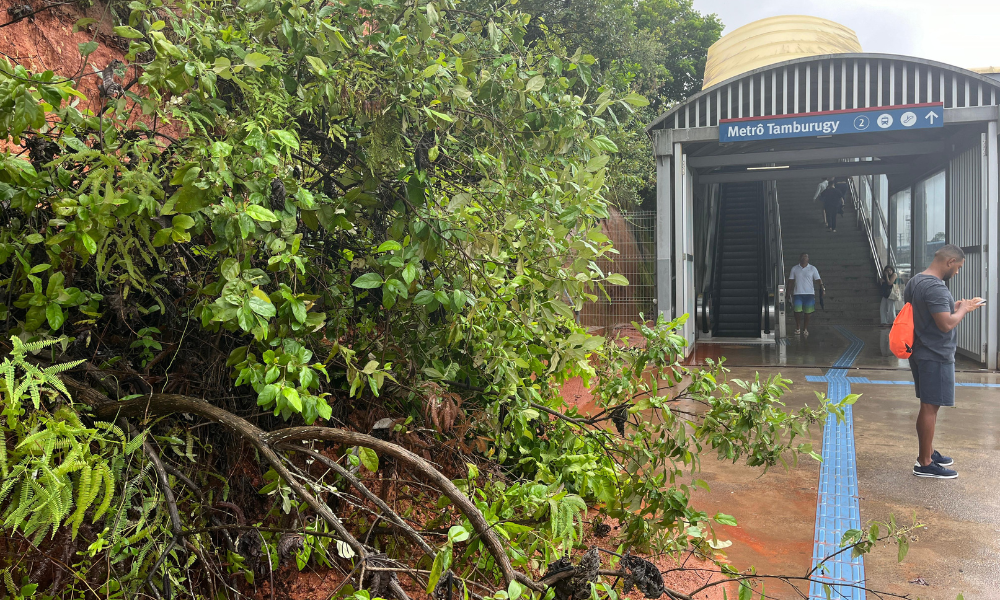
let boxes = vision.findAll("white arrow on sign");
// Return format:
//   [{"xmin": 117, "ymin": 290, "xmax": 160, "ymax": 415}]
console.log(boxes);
[{"xmin": 926, "ymin": 111, "xmax": 940, "ymax": 124}]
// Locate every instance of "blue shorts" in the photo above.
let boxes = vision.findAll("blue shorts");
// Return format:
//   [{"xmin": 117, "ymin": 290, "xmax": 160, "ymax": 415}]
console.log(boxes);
[
  {"xmin": 793, "ymin": 294, "xmax": 815, "ymax": 313},
  {"xmin": 910, "ymin": 358, "xmax": 955, "ymax": 407}
]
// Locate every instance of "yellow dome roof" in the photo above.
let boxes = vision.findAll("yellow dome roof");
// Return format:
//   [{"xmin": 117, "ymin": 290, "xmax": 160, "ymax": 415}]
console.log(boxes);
[{"xmin": 703, "ymin": 15, "xmax": 862, "ymax": 89}]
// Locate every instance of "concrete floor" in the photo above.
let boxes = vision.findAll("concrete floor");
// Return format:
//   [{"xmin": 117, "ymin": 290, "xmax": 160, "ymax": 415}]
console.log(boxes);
[
  {"xmin": 690, "ymin": 365, "xmax": 827, "ymax": 599},
  {"xmin": 854, "ymin": 369, "xmax": 1000, "ymax": 600},
  {"xmin": 686, "ymin": 324, "xmax": 999, "ymax": 599}
]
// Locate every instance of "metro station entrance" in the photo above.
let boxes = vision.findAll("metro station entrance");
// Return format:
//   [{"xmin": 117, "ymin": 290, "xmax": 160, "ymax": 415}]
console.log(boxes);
[{"xmin": 649, "ymin": 53, "xmax": 1000, "ymax": 370}]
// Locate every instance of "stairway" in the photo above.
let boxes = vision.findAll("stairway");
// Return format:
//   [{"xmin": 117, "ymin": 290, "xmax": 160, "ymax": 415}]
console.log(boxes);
[
  {"xmin": 777, "ymin": 179, "xmax": 882, "ymax": 327},
  {"xmin": 714, "ymin": 182, "xmax": 764, "ymax": 337}
]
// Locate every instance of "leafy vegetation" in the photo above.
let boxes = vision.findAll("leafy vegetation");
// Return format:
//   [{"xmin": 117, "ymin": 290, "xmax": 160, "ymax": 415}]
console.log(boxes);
[{"xmin": 0, "ymin": 0, "xmax": 917, "ymax": 598}]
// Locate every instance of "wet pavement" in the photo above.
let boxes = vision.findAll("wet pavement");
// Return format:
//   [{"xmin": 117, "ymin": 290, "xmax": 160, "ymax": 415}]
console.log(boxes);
[
  {"xmin": 685, "ymin": 323, "xmax": 999, "ymax": 599},
  {"xmin": 854, "ymin": 369, "xmax": 1000, "ymax": 600}
]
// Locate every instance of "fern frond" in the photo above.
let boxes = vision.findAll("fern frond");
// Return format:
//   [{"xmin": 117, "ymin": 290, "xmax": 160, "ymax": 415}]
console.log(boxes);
[
  {"xmin": 2, "ymin": 568, "xmax": 16, "ymax": 596},
  {"xmin": 124, "ymin": 430, "xmax": 146, "ymax": 455},
  {"xmin": 44, "ymin": 358, "xmax": 85, "ymax": 376},
  {"xmin": 69, "ymin": 464, "xmax": 94, "ymax": 538},
  {"xmin": 95, "ymin": 421, "xmax": 127, "ymax": 444},
  {"xmin": 93, "ymin": 464, "xmax": 115, "ymax": 523},
  {"xmin": 0, "ymin": 429, "xmax": 6, "ymax": 478}
]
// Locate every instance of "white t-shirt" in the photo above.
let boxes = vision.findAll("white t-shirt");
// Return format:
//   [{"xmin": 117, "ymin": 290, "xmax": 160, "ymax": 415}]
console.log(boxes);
[
  {"xmin": 789, "ymin": 264, "xmax": 821, "ymax": 296},
  {"xmin": 813, "ymin": 180, "xmax": 828, "ymax": 200}
]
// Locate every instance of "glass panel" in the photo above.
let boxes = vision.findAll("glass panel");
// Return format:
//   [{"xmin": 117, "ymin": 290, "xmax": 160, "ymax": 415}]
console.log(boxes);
[
  {"xmin": 890, "ymin": 187, "xmax": 912, "ymax": 280},
  {"xmin": 914, "ymin": 171, "xmax": 947, "ymax": 272}
]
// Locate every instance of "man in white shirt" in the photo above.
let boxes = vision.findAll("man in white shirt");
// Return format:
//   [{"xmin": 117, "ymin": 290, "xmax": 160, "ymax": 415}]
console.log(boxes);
[{"xmin": 787, "ymin": 253, "xmax": 825, "ymax": 336}]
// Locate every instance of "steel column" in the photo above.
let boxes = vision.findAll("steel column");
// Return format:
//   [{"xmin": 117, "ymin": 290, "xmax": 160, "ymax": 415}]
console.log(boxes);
[
  {"xmin": 988, "ymin": 120, "xmax": 999, "ymax": 370},
  {"xmin": 656, "ymin": 150, "xmax": 673, "ymax": 326}
]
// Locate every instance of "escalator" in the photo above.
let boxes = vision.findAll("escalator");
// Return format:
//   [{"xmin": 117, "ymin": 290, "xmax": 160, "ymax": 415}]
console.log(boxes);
[{"xmin": 713, "ymin": 182, "xmax": 765, "ymax": 337}]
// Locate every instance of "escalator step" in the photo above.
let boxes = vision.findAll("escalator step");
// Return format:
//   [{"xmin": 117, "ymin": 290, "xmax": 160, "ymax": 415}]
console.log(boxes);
[{"xmin": 720, "ymin": 272, "xmax": 760, "ymax": 281}]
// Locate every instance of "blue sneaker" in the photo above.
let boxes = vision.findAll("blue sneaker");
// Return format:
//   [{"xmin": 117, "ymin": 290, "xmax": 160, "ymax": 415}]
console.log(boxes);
[
  {"xmin": 913, "ymin": 461, "xmax": 957, "ymax": 479},
  {"xmin": 931, "ymin": 450, "xmax": 953, "ymax": 467}
]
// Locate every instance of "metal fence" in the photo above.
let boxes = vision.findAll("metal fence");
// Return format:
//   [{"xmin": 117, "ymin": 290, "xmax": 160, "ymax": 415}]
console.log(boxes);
[{"xmin": 578, "ymin": 210, "xmax": 657, "ymax": 335}]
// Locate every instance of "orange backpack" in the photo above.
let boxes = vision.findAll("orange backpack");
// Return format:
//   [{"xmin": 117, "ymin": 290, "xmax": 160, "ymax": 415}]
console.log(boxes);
[{"xmin": 889, "ymin": 302, "xmax": 915, "ymax": 358}]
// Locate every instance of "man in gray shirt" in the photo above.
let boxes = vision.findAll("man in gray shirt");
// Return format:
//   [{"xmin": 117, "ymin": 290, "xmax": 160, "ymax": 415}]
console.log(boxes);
[{"xmin": 904, "ymin": 245, "xmax": 984, "ymax": 478}]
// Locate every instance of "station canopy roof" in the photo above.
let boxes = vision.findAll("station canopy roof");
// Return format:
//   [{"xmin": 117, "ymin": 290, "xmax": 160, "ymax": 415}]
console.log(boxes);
[{"xmin": 702, "ymin": 15, "xmax": 862, "ymax": 90}]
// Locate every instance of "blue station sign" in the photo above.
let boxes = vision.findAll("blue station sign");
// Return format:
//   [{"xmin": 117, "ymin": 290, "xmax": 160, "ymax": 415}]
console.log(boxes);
[{"xmin": 719, "ymin": 102, "xmax": 944, "ymax": 143}]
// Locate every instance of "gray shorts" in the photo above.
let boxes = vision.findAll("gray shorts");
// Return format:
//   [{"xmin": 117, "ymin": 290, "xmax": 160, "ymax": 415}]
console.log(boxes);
[{"xmin": 909, "ymin": 358, "xmax": 956, "ymax": 407}]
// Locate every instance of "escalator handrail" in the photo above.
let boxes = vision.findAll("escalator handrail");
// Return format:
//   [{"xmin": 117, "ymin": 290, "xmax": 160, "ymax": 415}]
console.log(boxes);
[
  {"xmin": 759, "ymin": 182, "xmax": 769, "ymax": 333},
  {"xmin": 707, "ymin": 185, "xmax": 726, "ymax": 334},
  {"xmin": 766, "ymin": 182, "xmax": 784, "ymax": 335}
]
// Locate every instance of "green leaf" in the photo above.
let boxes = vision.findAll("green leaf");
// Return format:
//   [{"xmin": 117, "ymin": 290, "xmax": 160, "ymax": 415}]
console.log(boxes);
[
  {"xmin": 714, "ymin": 513, "xmax": 738, "ymax": 526},
  {"xmin": 171, "ymin": 186, "xmax": 209, "ymax": 213},
  {"xmin": 359, "ymin": 447, "xmax": 379, "ymax": 473},
  {"xmin": 153, "ymin": 228, "xmax": 174, "ymax": 247},
  {"xmin": 24, "ymin": 233, "xmax": 44, "ymax": 245},
  {"xmin": 249, "ymin": 297, "xmax": 276, "ymax": 318},
  {"xmin": 352, "ymin": 273, "xmax": 384, "ymax": 289},
  {"xmin": 414, "ymin": 290, "xmax": 435, "ymax": 305},
  {"xmin": 73, "ymin": 17, "xmax": 98, "ymax": 32},
  {"xmin": 244, "ymin": 52, "xmax": 270, "ymax": 69},
  {"xmin": 586, "ymin": 155, "xmax": 610, "ymax": 172},
  {"xmin": 447, "ymin": 525, "xmax": 470, "ymax": 543},
  {"xmin": 172, "ymin": 215, "xmax": 195, "ymax": 230},
  {"xmin": 401, "ymin": 263, "xmax": 417, "ymax": 284},
  {"xmin": 246, "ymin": 205, "xmax": 278, "ymax": 222},
  {"xmin": 78, "ymin": 41, "xmax": 99, "ymax": 56},
  {"xmin": 282, "ymin": 387, "xmax": 302, "ymax": 411},
  {"xmin": 305, "ymin": 55, "xmax": 327, "ymax": 75},
  {"xmin": 426, "ymin": 547, "xmax": 452, "ymax": 593},
  {"xmin": 606, "ymin": 273, "xmax": 629, "ymax": 285},
  {"xmin": 621, "ymin": 92, "xmax": 650, "ymax": 107},
  {"xmin": 113, "ymin": 26, "xmax": 144, "ymax": 39},
  {"xmin": 591, "ymin": 135, "xmax": 619, "ymax": 152},
  {"xmin": 377, "ymin": 240, "xmax": 402, "ymax": 252},
  {"xmin": 213, "ymin": 56, "xmax": 232, "ymax": 74},
  {"xmin": 269, "ymin": 129, "xmax": 299, "ymax": 150},
  {"xmin": 80, "ymin": 232, "xmax": 98, "ymax": 255},
  {"xmin": 525, "ymin": 74, "xmax": 545, "ymax": 92},
  {"xmin": 46, "ymin": 303, "xmax": 65, "ymax": 329},
  {"xmin": 240, "ymin": 0, "xmax": 269, "ymax": 12},
  {"xmin": 738, "ymin": 582, "xmax": 751, "ymax": 600},
  {"xmin": 290, "ymin": 300, "xmax": 306, "ymax": 324}
]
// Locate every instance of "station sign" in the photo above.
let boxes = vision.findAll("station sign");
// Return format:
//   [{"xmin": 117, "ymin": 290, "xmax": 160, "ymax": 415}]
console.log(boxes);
[{"xmin": 719, "ymin": 102, "xmax": 944, "ymax": 143}]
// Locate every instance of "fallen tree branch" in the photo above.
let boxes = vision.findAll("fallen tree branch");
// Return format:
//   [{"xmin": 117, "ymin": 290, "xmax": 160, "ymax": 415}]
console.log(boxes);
[
  {"xmin": 92, "ymin": 394, "xmax": 519, "ymax": 595},
  {"xmin": 263, "ymin": 425, "xmax": 531, "ymax": 589},
  {"xmin": 279, "ymin": 443, "xmax": 436, "ymax": 558}
]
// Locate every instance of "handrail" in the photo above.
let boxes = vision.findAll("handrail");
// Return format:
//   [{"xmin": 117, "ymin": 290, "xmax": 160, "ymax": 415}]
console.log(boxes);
[
  {"xmin": 768, "ymin": 182, "xmax": 784, "ymax": 336},
  {"xmin": 849, "ymin": 175, "xmax": 898, "ymax": 282},
  {"xmin": 864, "ymin": 174, "xmax": 898, "ymax": 269},
  {"xmin": 849, "ymin": 177, "xmax": 880, "ymax": 277}
]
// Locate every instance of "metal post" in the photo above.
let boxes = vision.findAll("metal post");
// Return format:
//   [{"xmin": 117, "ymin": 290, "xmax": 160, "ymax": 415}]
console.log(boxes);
[
  {"xmin": 655, "ymin": 142, "xmax": 673, "ymax": 327},
  {"xmin": 673, "ymin": 142, "xmax": 686, "ymax": 336},
  {"xmin": 987, "ymin": 120, "xmax": 999, "ymax": 370}
]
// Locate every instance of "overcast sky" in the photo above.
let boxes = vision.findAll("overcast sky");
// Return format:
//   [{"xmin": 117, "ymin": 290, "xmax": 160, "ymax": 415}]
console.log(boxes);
[{"xmin": 693, "ymin": 0, "xmax": 1000, "ymax": 70}]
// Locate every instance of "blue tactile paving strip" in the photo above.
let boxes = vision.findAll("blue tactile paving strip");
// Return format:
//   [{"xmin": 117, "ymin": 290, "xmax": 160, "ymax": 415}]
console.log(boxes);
[
  {"xmin": 809, "ymin": 326, "xmax": 866, "ymax": 600},
  {"xmin": 805, "ymin": 375, "xmax": 1000, "ymax": 388}
]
